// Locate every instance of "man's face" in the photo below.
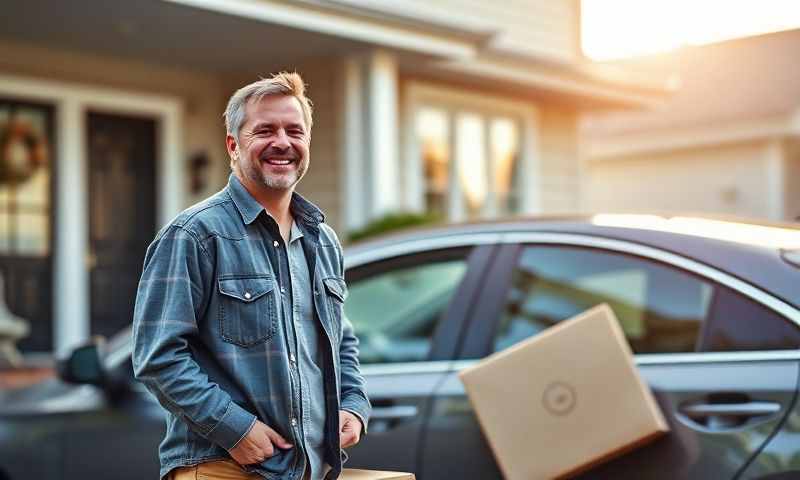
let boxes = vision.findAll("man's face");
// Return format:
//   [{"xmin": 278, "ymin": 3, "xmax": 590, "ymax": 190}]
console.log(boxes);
[{"xmin": 231, "ymin": 95, "xmax": 310, "ymax": 191}]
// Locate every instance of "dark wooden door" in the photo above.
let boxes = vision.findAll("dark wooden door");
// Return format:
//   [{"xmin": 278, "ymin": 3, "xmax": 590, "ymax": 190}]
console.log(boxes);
[{"xmin": 87, "ymin": 113, "xmax": 156, "ymax": 339}]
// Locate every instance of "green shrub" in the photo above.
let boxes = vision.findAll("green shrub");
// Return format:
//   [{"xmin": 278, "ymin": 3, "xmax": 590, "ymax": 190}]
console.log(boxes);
[{"xmin": 347, "ymin": 212, "xmax": 442, "ymax": 242}]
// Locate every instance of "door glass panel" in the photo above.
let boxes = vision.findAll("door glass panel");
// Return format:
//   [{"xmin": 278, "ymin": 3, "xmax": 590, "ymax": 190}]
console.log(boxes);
[
  {"xmin": 490, "ymin": 118, "xmax": 520, "ymax": 215},
  {"xmin": 15, "ymin": 212, "xmax": 48, "ymax": 256},
  {"xmin": 704, "ymin": 287, "xmax": 800, "ymax": 351},
  {"xmin": 0, "ymin": 212, "xmax": 9, "ymax": 253},
  {"xmin": 417, "ymin": 108, "xmax": 450, "ymax": 217},
  {"xmin": 493, "ymin": 246, "xmax": 714, "ymax": 354},
  {"xmin": 345, "ymin": 249, "xmax": 470, "ymax": 364},
  {"xmin": 456, "ymin": 113, "xmax": 487, "ymax": 219},
  {"xmin": 0, "ymin": 99, "xmax": 53, "ymax": 352}
]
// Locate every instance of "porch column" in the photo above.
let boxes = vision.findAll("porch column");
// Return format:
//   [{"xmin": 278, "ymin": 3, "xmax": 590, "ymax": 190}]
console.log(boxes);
[
  {"xmin": 340, "ymin": 56, "xmax": 367, "ymax": 231},
  {"xmin": 365, "ymin": 49, "xmax": 400, "ymax": 219},
  {"xmin": 53, "ymin": 98, "xmax": 90, "ymax": 355}
]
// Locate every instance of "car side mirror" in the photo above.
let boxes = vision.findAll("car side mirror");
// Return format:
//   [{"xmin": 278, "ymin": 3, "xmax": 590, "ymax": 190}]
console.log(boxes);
[{"xmin": 58, "ymin": 342, "xmax": 105, "ymax": 386}]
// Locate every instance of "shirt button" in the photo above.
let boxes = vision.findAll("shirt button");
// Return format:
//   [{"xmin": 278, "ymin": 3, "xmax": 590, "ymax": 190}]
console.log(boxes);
[
  {"xmin": 244, "ymin": 292, "xmax": 252, "ymax": 300},
  {"xmin": 291, "ymin": 418, "xmax": 297, "ymax": 427},
  {"xmin": 280, "ymin": 287, "xmax": 286, "ymax": 294},
  {"xmin": 289, "ymin": 353, "xmax": 296, "ymax": 363},
  {"xmin": 273, "ymin": 240, "xmax": 279, "ymax": 247},
  {"xmin": 313, "ymin": 290, "xmax": 319, "ymax": 296}
]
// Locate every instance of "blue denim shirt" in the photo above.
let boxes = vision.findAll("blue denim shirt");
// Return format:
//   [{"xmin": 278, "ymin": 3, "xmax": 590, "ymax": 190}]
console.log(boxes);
[
  {"xmin": 132, "ymin": 175, "xmax": 371, "ymax": 480},
  {"xmin": 285, "ymin": 220, "xmax": 329, "ymax": 479}
]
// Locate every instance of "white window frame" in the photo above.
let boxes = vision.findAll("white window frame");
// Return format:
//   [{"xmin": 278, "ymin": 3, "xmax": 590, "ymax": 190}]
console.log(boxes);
[{"xmin": 402, "ymin": 81, "xmax": 541, "ymax": 221}]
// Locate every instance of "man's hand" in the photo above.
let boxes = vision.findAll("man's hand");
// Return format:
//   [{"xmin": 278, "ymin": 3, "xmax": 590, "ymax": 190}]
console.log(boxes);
[
  {"xmin": 229, "ymin": 420, "xmax": 293, "ymax": 465},
  {"xmin": 339, "ymin": 410, "xmax": 363, "ymax": 449}
]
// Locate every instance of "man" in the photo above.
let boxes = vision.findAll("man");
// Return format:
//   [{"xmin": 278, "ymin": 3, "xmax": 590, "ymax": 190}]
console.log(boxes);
[{"xmin": 132, "ymin": 72, "xmax": 370, "ymax": 480}]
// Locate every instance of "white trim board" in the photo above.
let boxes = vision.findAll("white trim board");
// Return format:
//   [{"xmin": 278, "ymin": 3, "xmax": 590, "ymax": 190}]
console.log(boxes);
[{"xmin": 0, "ymin": 73, "xmax": 184, "ymax": 353}]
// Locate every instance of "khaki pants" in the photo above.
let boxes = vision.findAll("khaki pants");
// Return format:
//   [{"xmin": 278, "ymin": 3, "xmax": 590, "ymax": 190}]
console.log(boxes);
[
  {"xmin": 170, "ymin": 460, "xmax": 262, "ymax": 480},
  {"xmin": 170, "ymin": 460, "xmax": 314, "ymax": 480}
]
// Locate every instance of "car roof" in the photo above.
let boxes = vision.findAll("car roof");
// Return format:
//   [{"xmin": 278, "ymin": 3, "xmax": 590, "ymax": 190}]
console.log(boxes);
[{"xmin": 346, "ymin": 214, "xmax": 800, "ymax": 310}]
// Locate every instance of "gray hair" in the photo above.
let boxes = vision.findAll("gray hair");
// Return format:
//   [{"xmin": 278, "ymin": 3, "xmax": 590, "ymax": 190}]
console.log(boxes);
[{"xmin": 224, "ymin": 71, "xmax": 314, "ymax": 142}]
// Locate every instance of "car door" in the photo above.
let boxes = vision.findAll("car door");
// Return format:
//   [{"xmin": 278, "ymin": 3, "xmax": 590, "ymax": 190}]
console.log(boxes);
[
  {"xmin": 342, "ymin": 239, "xmax": 497, "ymax": 474},
  {"xmin": 423, "ymin": 236, "xmax": 800, "ymax": 479}
]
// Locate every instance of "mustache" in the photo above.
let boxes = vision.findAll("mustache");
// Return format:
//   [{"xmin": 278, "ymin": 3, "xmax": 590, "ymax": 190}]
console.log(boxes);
[{"xmin": 259, "ymin": 149, "xmax": 299, "ymax": 162}]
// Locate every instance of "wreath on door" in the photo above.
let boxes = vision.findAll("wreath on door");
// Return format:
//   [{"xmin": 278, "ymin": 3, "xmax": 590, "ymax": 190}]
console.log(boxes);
[{"xmin": 0, "ymin": 120, "xmax": 49, "ymax": 185}]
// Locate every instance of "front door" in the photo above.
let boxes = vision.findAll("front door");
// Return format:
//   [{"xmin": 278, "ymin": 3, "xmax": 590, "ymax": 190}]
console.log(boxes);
[{"xmin": 87, "ymin": 112, "xmax": 156, "ymax": 339}]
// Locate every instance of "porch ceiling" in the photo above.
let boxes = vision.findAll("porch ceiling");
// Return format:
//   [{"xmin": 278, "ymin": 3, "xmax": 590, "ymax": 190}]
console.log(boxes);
[{"xmin": 0, "ymin": 0, "xmax": 366, "ymax": 74}]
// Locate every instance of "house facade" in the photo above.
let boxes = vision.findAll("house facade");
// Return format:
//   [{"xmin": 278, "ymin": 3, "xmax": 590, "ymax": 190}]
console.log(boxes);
[
  {"xmin": 0, "ymin": 0, "xmax": 653, "ymax": 354},
  {"xmin": 582, "ymin": 29, "xmax": 800, "ymax": 223}
]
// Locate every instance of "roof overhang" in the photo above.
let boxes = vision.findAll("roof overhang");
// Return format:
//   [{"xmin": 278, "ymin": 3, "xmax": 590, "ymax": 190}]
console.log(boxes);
[
  {"xmin": 417, "ymin": 55, "xmax": 668, "ymax": 110},
  {"xmin": 165, "ymin": 0, "xmax": 478, "ymax": 59}
]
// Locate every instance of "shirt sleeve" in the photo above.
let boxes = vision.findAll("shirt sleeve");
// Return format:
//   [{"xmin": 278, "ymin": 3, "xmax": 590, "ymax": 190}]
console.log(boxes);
[
  {"xmin": 335, "ymin": 241, "xmax": 372, "ymax": 435},
  {"xmin": 132, "ymin": 224, "xmax": 257, "ymax": 451}
]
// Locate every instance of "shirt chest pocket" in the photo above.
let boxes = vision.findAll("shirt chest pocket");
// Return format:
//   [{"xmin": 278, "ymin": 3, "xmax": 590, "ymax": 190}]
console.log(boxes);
[{"xmin": 218, "ymin": 275, "xmax": 278, "ymax": 347}]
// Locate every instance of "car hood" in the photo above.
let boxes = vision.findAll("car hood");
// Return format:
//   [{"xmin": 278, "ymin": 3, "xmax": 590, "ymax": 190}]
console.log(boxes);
[{"xmin": 0, "ymin": 378, "xmax": 102, "ymax": 415}]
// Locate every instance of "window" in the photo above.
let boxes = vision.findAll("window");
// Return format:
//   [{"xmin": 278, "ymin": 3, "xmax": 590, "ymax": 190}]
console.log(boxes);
[
  {"xmin": 344, "ymin": 249, "xmax": 470, "ymax": 364},
  {"xmin": 0, "ymin": 101, "xmax": 52, "ymax": 256},
  {"xmin": 492, "ymin": 246, "xmax": 714, "ymax": 354},
  {"xmin": 414, "ymin": 106, "xmax": 522, "ymax": 221},
  {"xmin": 703, "ymin": 287, "xmax": 800, "ymax": 351}
]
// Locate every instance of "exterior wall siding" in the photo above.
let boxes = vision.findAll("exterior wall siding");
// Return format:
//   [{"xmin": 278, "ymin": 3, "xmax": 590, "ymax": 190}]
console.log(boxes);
[
  {"xmin": 585, "ymin": 141, "xmax": 776, "ymax": 218},
  {"xmin": 785, "ymin": 139, "xmax": 800, "ymax": 221},
  {"xmin": 539, "ymin": 108, "xmax": 581, "ymax": 213}
]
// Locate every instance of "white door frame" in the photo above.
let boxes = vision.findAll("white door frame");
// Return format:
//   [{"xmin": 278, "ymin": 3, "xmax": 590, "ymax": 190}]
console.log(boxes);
[{"xmin": 0, "ymin": 73, "xmax": 184, "ymax": 354}]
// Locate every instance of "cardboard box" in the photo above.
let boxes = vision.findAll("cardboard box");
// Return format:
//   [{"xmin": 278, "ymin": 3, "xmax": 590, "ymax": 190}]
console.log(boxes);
[
  {"xmin": 340, "ymin": 469, "xmax": 415, "ymax": 480},
  {"xmin": 459, "ymin": 304, "xmax": 668, "ymax": 479}
]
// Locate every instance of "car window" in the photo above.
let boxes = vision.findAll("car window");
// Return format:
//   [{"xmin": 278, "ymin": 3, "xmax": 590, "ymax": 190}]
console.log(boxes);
[
  {"xmin": 492, "ymin": 245, "xmax": 714, "ymax": 354},
  {"xmin": 344, "ymin": 248, "xmax": 471, "ymax": 364},
  {"xmin": 703, "ymin": 286, "xmax": 800, "ymax": 351}
]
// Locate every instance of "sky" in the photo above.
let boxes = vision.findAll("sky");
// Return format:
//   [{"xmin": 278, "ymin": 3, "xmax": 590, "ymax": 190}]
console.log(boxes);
[{"xmin": 582, "ymin": 0, "xmax": 800, "ymax": 61}]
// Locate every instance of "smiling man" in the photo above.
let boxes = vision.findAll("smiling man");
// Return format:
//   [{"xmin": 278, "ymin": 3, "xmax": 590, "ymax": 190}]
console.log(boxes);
[{"xmin": 132, "ymin": 72, "xmax": 370, "ymax": 480}]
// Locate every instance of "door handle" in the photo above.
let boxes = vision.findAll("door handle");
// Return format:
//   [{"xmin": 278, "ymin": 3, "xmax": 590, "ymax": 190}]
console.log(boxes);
[
  {"xmin": 371, "ymin": 405, "xmax": 419, "ymax": 420},
  {"xmin": 368, "ymin": 405, "xmax": 420, "ymax": 433},
  {"xmin": 677, "ymin": 400, "xmax": 782, "ymax": 431},
  {"xmin": 679, "ymin": 401, "xmax": 781, "ymax": 419}
]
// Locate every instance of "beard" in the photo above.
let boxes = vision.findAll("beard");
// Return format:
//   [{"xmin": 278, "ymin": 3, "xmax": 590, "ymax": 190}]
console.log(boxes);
[{"xmin": 240, "ymin": 150, "xmax": 309, "ymax": 191}]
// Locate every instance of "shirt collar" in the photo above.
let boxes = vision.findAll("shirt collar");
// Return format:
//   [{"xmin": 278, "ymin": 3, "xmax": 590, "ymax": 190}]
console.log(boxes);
[
  {"xmin": 227, "ymin": 174, "xmax": 326, "ymax": 227},
  {"xmin": 288, "ymin": 220, "xmax": 304, "ymax": 244}
]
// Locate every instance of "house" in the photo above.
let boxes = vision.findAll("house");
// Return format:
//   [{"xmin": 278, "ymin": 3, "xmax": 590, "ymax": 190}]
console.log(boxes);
[
  {"xmin": 0, "ymin": 0, "xmax": 656, "ymax": 354},
  {"xmin": 582, "ymin": 29, "xmax": 800, "ymax": 223}
]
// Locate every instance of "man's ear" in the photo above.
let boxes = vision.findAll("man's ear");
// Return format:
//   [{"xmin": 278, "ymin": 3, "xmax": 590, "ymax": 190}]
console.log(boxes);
[{"xmin": 225, "ymin": 134, "xmax": 239, "ymax": 159}]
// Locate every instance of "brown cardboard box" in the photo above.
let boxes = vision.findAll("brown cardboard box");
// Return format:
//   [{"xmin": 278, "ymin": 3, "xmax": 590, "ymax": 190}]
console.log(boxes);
[
  {"xmin": 459, "ymin": 304, "xmax": 669, "ymax": 480},
  {"xmin": 340, "ymin": 469, "xmax": 415, "ymax": 480}
]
